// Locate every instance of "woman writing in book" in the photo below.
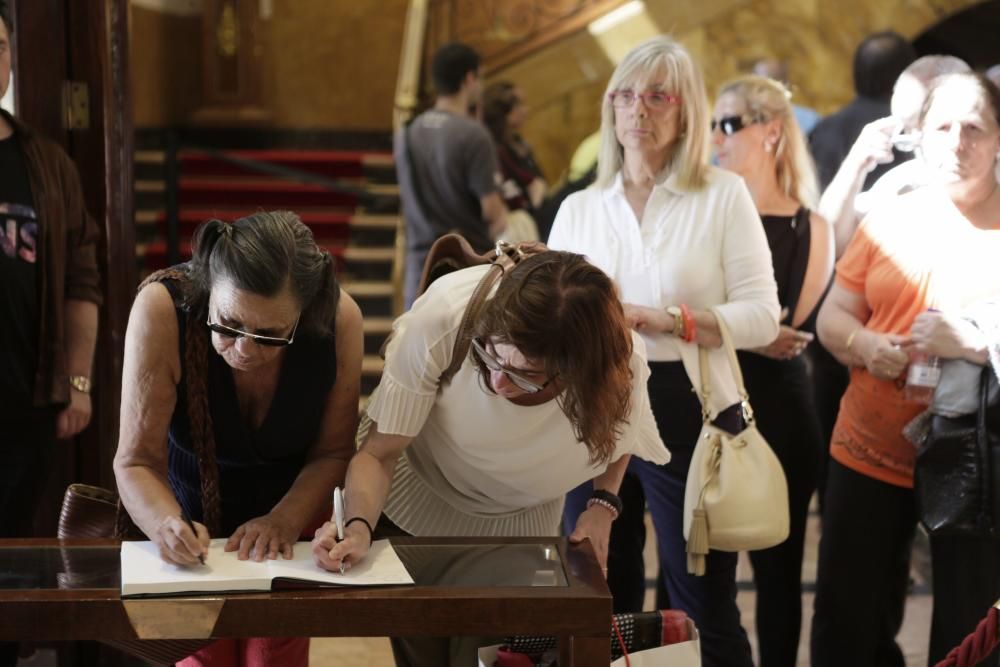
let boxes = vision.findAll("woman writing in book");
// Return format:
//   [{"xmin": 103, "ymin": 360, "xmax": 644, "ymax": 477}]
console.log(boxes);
[
  {"xmin": 312, "ymin": 251, "xmax": 670, "ymax": 666},
  {"xmin": 113, "ymin": 211, "xmax": 363, "ymax": 667}
]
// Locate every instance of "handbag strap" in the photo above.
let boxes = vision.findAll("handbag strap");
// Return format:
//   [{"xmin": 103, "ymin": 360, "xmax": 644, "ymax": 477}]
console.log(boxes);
[
  {"xmin": 440, "ymin": 241, "xmax": 528, "ymax": 385},
  {"xmin": 696, "ymin": 308, "xmax": 754, "ymax": 424},
  {"xmin": 977, "ymin": 365, "xmax": 992, "ymax": 527}
]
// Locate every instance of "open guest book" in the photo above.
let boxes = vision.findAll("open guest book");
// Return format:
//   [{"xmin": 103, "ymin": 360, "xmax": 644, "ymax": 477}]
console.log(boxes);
[{"xmin": 120, "ymin": 538, "xmax": 414, "ymax": 597}]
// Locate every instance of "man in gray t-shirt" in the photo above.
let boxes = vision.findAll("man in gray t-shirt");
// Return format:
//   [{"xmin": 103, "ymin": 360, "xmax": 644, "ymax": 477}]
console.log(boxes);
[{"xmin": 395, "ymin": 42, "xmax": 507, "ymax": 307}]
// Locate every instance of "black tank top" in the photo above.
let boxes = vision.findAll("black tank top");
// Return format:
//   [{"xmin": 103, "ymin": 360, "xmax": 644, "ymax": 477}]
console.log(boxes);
[
  {"xmin": 760, "ymin": 206, "xmax": 813, "ymax": 329},
  {"xmin": 163, "ymin": 280, "xmax": 337, "ymax": 535}
]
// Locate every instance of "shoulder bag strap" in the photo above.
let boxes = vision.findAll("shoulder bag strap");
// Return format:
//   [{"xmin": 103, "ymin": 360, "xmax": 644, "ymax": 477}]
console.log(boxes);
[
  {"xmin": 696, "ymin": 308, "xmax": 754, "ymax": 423},
  {"xmin": 440, "ymin": 242, "xmax": 531, "ymax": 385},
  {"xmin": 977, "ymin": 365, "xmax": 992, "ymax": 531}
]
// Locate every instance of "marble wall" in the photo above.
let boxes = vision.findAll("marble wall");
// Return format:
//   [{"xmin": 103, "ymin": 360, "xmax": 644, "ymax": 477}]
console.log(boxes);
[
  {"xmin": 508, "ymin": 0, "xmax": 982, "ymax": 181},
  {"xmin": 130, "ymin": 0, "xmax": 983, "ymax": 175}
]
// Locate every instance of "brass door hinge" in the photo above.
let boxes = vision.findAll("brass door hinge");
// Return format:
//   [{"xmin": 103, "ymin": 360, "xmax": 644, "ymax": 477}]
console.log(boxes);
[{"xmin": 62, "ymin": 81, "xmax": 90, "ymax": 130}]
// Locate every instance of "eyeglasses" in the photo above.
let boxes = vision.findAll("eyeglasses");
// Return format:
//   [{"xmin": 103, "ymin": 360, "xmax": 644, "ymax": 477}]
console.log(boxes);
[
  {"xmin": 608, "ymin": 90, "xmax": 682, "ymax": 110},
  {"xmin": 710, "ymin": 114, "xmax": 760, "ymax": 136},
  {"xmin": 471, "ymin": 338, "xmax": 555, "ymax": 394},
  {"xmin": 206, "ymin": 314, "xmax": 300, "ymax": 347}
]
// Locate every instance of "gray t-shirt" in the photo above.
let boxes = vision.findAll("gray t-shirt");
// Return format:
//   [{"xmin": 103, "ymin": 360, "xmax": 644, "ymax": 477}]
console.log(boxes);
[{"xmin": 396, "ymin": 109, "xmax": 499, "ymax": 240}]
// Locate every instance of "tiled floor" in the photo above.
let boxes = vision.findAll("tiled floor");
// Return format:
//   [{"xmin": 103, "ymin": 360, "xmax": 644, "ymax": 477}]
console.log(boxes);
[{"xmin": 308, "ymin": 503, "xmax": 935, "ymax": 667}]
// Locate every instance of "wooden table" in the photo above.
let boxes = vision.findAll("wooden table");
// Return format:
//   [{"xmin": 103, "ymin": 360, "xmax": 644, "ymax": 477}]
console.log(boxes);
[{"xmin": 0, "ymin": 536, "xmax": 611, "ymax": 666}]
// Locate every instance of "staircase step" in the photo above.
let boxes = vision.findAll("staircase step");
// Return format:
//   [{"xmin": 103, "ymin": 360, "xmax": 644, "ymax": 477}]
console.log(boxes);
[
  {"xmin": 363, "ymin": 317, "xmax": 394, "ymax": 335},
  {"xmin": 342, "ymin": 281, "xmax": 394, "ymax": 298},
  {"xmin": 362, "ymin": 355, "xmax": 385, "ymax": 375},
  {"xmin": 343, "ymin": 246, "xmax": 395, "ymax": 262},
  {"xmin": 176, "ymin": 179, "xmax": 368, "ymax": 208}
]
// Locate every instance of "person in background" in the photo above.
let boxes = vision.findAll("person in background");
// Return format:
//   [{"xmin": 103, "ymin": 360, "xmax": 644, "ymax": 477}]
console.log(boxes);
[
  {"xmin": 819, "ymin": 55, "xmax": 971, "ymax": 257},
  {"xmin": 482, "ymin": 82, "xmax": 547, "ymax": 217},
  {"xmin": 752, "ymin": 57, "xmax": 821, "ymax": 136},
  {"xmin": 313, "ymin": 251, "xmax": 670, "ymax": 667},
  {"xmin": 809, "ymin": 30, "xmax": 916, "ymax": 191},
  {"xmin": 550, "ymin": 35, "xmax": 780, "ymax": 667},
  {"xmin": 712, "ymin": 74, "xmax": 832, "ymax": 667},
  {"xmin": 0, "ymin": 8, "xmax": 102, "ymax": 666},
  {"xmin": 812, "ymin": 72, "xmax": 1000, "ymax": 667},
  {"xmin": 114, "ymin": 212, "xmax": 363, "ymax": 667},
  {"xmin": 395, "ymin": 42, "xmax": 507, "ymax": 308}
]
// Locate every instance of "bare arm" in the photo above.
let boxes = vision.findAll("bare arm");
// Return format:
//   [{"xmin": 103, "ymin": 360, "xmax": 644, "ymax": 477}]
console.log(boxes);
[
  {"xmin": 312, "ymin": 421, "xmax": 414, "ymax": 572},
  {"xmin": 567, "ymin": 454, "xmax": 630, "ymax": 570},
  {"xmin": 225, "ymin": 290, "xmax": 364, "ymax": 560},
  {"xmin": 481, "ymin": 190, "xmax": 508, "ymax": 241},
  {"xmin": 57, "ymin": 299, "xmax": 98, "ymax": 438},
  {"xmin": 817, "ymin": 282, "xmax": 909, "ymax": 379},
  {"xmin": 113, "ymin": 283, "xmax": 206, "ymax": 565},
  {"xmin": 817, "ymin": 117, "xmax": 897, "ymax": 257}
]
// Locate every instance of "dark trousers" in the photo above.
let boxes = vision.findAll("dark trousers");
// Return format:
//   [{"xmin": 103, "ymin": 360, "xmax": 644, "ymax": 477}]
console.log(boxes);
[
  {"xmin": 567, "ymin": 361, "xmax": 752, "ymax": 667},
  {"xmin": 741, "ymin": 352, "xmax": 822, "ymax": 667},
  {"xmin": 811, "ymin": 459, "xmax": 915, "ymax": 667},
  {"xmin": 0, "ymin": 412, "xmax": 58, "ymax": 667},
  {"xmin": 928, "ymin": 534, "xmax": 1000, "ymax": 665}
]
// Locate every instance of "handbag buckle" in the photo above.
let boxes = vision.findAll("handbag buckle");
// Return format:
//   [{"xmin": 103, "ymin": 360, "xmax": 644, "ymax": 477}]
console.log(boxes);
[{"xmin": 741, "ymin": 399, "xmax": 755, "ymax": 425}]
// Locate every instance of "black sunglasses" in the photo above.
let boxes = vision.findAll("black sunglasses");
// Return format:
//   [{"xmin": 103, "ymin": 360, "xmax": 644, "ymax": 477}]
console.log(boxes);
[
  {"xmin": 710, "ymin": 114, "xmax": 759, "ymax": 136},
  {"xmin": 206, "ymin": 315, "xmax": 300, "ymax": 347},
  {"xmin": 471, "ymin": 338, "xmax": 555, "ymax": 394}
]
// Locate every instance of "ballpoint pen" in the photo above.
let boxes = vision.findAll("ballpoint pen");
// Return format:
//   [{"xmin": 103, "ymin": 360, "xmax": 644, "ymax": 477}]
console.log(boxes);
[
  {"xmin": 179, "ymin": 509, "xmax": 206, "ymax": 565},
  {"xmin": 333, "ymin": 487, "xmax": 347, "ymax": 574}
]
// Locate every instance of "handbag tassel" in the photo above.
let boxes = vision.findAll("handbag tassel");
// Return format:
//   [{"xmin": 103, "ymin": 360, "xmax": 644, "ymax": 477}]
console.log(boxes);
[{"xmin": 686, "ymin": 507, "xmax": 709, "ymax": 576}]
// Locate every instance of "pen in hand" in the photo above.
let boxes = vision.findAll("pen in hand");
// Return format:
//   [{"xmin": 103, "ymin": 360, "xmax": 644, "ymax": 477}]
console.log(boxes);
[
  {"xmin": 333, "ymin": 486, "xmax": 348, "ymax": 575},
  {"xmin": 179, "ymin": 509, "xmax": 206, "ymax": 565}
]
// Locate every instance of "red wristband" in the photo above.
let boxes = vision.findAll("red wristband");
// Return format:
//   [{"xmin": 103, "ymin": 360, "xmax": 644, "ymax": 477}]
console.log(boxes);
[{"xmin": 680, "ymin": 304, "xmax": 696, "ymax": 343}]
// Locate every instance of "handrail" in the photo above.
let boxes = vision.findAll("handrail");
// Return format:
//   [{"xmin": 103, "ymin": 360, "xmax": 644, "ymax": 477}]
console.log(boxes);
[{"xmin": 390, "ymin": 0, "xmax": 430, "ymax": 315}]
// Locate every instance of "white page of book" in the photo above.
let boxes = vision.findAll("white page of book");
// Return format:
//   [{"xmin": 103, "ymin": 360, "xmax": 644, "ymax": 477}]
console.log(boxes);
[
  {"xmin": 121, "ymin": 538, "xmax": 414, "ymax": 597},
  {"xmin": 120, "ymin": 539, "xmax": 271, "ymax": 596},
  {"xmin": 266, "ymin": 539, "xmax": 414, "ymax": 587}
]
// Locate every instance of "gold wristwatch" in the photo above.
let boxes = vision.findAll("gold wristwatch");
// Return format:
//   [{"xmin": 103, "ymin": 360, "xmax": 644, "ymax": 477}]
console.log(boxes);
[
  {"xmin": 665, "ymin": 306, "xmax": 685, "ymax": 338},
  {"xmin": 68, "ymin": 375, "xmax": 92, "ymax": 394}
]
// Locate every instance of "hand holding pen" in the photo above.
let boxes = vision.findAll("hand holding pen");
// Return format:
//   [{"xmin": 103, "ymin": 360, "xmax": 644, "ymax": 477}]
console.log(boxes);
[
  {"xmin": 310, "ymin": 486, "xmax": 375, "ymax": 575},
  {"xmin": 179, "ymin": 509, "xmax": 207, "ymax": 566}
]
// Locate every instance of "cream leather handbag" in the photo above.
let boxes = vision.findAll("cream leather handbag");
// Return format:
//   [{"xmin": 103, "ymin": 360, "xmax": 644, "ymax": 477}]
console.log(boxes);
[{"xmin": 682, "ymin": 310, "xmax": 790, "ymax": 576}]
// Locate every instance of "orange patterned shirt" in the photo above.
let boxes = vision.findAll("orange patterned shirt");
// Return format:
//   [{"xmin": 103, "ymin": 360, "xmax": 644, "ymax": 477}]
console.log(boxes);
[{"xmin": 832, "ymin": 187, "xmax": 1000, "ymax": 488}]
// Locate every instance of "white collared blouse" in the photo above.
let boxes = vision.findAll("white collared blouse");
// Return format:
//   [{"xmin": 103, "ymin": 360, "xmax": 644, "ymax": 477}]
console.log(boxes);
[{"xmin": 548, "ymin": 166, "xmax": 780, "ymax": 416}]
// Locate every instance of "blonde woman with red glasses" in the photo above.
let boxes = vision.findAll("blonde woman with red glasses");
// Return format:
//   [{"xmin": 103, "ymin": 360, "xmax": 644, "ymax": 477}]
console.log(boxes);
[{"xmin": 550, "ymin": 36, "xmax": 780, "ymax": 667}]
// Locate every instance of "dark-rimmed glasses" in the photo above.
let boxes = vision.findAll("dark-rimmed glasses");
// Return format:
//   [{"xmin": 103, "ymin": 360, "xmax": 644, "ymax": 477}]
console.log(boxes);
[
  {"xmin": 608, "ymin": 90, "xmax": 682, "ymax": 111},
  {"xmin": 206, "ymin": 314, "xmax": 300, "ymax": 347},
  {"xmin": 471, "ymin": 338, "xmax": 555, "ymax": 394},
  {"xmin": 711, "ymin": 114, "xmax": 760, "ymax": 136}
]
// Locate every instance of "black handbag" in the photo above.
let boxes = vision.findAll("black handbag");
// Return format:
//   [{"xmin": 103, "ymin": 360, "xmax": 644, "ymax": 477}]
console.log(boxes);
[{"xmin": 915, "ymin": 366, "xmax": 1000, "ymax": 537}]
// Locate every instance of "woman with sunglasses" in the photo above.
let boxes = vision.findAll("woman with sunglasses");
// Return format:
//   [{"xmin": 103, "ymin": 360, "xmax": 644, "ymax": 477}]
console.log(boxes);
[
  {"xmin": 548, "ymin": 37, "xmax": 780, "ymax": 667},
  {"xmin": 312, "ymin": 250, "xmax": 669, "ymax": 666},
  {"xmin": 114, "ymin": 211, "xmax": 363, "ymax": 667},
  {"xmin": 712, "ymin": 74, "xmax": 832, "ymax": 667}
]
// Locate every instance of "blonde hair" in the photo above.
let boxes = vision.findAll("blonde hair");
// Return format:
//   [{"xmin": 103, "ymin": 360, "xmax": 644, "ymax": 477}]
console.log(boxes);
[
  {"xmin": 717, "ymin": 75, "xmax": 819, "ymax": 208},
  {"xmin": 596, "ymin": 36, "xmax": 711, "ymax": 191}
]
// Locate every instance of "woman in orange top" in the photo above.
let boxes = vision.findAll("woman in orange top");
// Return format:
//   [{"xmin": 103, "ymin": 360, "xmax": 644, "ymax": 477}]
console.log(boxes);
[{"xmin": 813, "ymin": 72, "xmax": 1000, "ymax": 666}]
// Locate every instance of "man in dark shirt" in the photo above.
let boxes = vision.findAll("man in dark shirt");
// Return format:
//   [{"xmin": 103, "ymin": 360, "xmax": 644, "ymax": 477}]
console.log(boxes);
[
  {"xmin": 395, "ymin": 42, "xmax": 507, "ymax": 307},
  {"xmin": 0, "ymin": 11, "xmax": 101, "ymax": 663},
  {"xmin": 808, "ymin": 31, "xmax": 917, "ymax": 191}
]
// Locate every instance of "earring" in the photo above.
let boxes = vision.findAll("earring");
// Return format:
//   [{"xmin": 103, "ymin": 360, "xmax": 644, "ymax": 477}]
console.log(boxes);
[{"xmin": 764, "ymin": 143, "xmax": 773, "ymax": 152}]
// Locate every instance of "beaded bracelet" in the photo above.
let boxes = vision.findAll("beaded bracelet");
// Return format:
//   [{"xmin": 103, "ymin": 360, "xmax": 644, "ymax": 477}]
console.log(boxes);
[
  {"xmin": 586, "ymin": 497, "xmax": 620, "ymax": 520},
  {"xmin": 345, "ymin": 516, "xmax": 374, "ymax": 546}
]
